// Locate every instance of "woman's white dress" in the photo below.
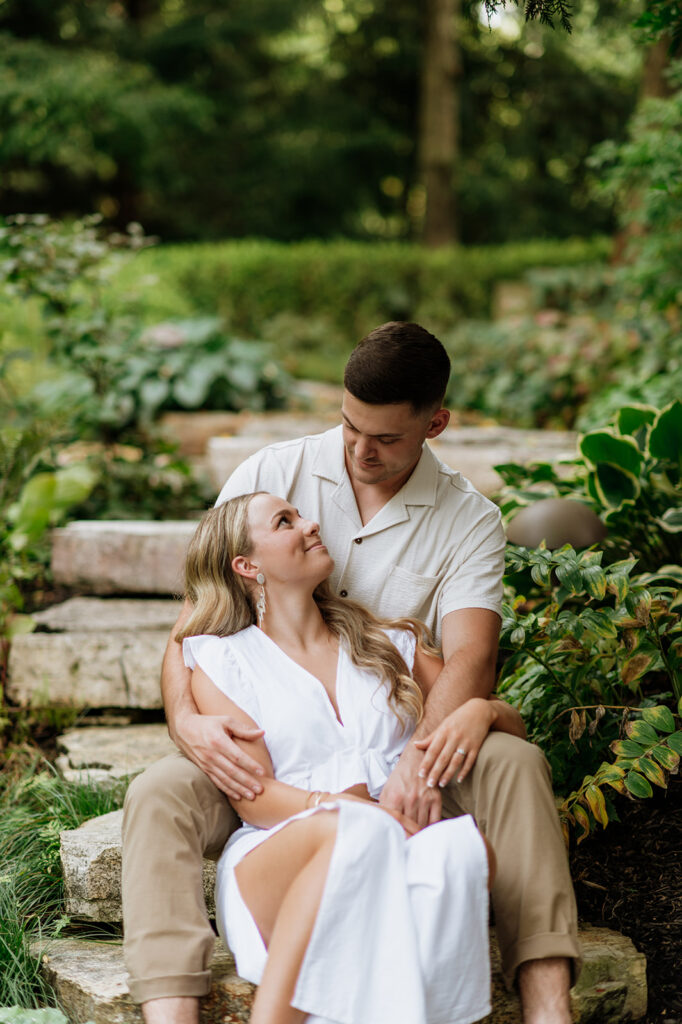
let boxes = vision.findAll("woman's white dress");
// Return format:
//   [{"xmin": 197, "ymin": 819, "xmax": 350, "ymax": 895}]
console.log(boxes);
[{"xmin": 183, "ymin": 625, "xmax": 491, "ymax": 1024}]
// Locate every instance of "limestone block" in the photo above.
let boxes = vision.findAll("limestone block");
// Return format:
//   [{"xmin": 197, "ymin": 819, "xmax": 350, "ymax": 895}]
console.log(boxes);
[
  {"xmin": 33, "ymin": 597, "xmax": 181, "ymax": 633},
  {"xmin": 56, "ymin": 724, "xmax": 176, "ymax": 786},
  {"xmin": 7, "ymin": 629, "xmax": 168, "ymax": 708},
  {"xmin": 159, "ymin": 411, "xmax": 248, "ymax": 455},
  {"xmin": 60, "ymin": 809, "xmax": 216, "ymax": 922},
  {"xmin": 34, "ymin": 937, "xmax": 254, "ymax": 1024},
  {"xmin": 35, "ymin": 927, "xmax": 646, "ymax": 1024},
  {"xmin": 207, "ymin": 436, "xmax": 272, "ymax": 491},
  {"xmin": 51, "ymin": 521, "xmax": 198, "ymax": 595}
]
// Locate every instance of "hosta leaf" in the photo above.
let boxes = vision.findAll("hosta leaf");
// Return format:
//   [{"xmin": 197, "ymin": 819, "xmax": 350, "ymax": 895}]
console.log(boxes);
[
  {"xmin": 651, "ymin": 744, "xmax": 680, "ymax": 771},
  {"xmin": 580, "ymin": 430, "xmax": 643, "ymax": 475},
  {"xmin": 624, "ymin": 770, "xmax": 653, "ymax": 799},
  {"xmin": 621, "ymin": 653, "xmax": 654, "ymax": 687},
  {"xmin": 585, "ymin": 784, "xmax": 608, "ymax": 826},
  {"xmin": 640, "ymin": 705, "xmax": 676, "ymax": 733},
  {"xmin": 649, "ymin": 399, "xmax": 682, "ymax": 464},
  {"xmin": 666, "ymin": 730, "xmax": 682, "ymax": 755},
  {"xmin": 625, "ymin": 719, "xmax": 660, "ymax": 746},
  {"xmin": 530, "ymin": 561, "xmax": 552, "ymax": 587},
  {"xmin": 593, "ymin": 462, "xmax": 641, "ymax": 508},
  {"xmin": 611, "ymin": 738, "xmax": 646, "ymax": 758},
  {"xmin": 657, "ymin": 507, "xmax": 682, "ymax": 533},
  {"xmin": 617, "ymin": 404, "xmax": 656, "ymax": 438},
  {"xmin": 637, "ymin": 756, "xmax": 667, "ymax": 788}
]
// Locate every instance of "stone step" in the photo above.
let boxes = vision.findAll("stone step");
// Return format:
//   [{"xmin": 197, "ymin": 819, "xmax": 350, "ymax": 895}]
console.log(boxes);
[
  {"xmin": 58, "ymin": 811, "xmax": 648, "ymax": 1022},
  {"xmin": 7, "ymin": 598, "xmax": 180, "ymax": 709},
  {"xmin": 51, "ymin": 521, "xmax": 197, "ymax": 595},
  {"xmin": 35, "ymin": 926, "xmax": 646, "ymax": 1024},
  {"xmin": 207, "ymin": 426, "xmax": 577, "ymax": 498},
  {"xmin": 56, "ymin": 723, "xmax": 175, "ymax": 786},
  {"xmin": 60, "ymin": 810, "xmax": 216, "ymax": 922},
  {"xmin": 34, "ymin": 937, "xmax": 254, "ymax": 1024}
]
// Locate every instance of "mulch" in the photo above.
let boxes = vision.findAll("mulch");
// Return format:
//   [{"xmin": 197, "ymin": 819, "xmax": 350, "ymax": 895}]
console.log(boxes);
[{"xmin": 570, "ymin": 774, "xmax": 682, "ymax": 1022}]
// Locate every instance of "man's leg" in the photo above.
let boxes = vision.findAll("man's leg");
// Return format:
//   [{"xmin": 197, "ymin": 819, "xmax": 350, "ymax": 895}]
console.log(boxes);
[
  {"xmin": 442, "ymin": 732, "xmax": 579, "ymax": 1024},
  {"xmin": 121, "ymin": 751, "xmax": 239, "ymax": 1023}
]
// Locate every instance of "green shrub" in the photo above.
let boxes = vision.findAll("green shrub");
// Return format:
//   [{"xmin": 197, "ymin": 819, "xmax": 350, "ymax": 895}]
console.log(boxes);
[
  {"xmin": 497, "ymin": 399, "xmax": 682, "ymax": 571},
  {"xmin": 110, "ymin": 236, "xmax": 612, "ymax": 372},
  {"xmin": 497, "ymin": 399, "xmax": 682, "ymax": 841},
  {"xmin": 442, "ymin": 311, "xmax": 638, "ymax": 428}
]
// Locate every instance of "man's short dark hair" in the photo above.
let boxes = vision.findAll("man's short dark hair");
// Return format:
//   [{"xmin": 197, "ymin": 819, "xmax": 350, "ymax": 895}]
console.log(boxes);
[{"xmin": 344, "ymin": 322, "xmax": 451, "ymax": 414}]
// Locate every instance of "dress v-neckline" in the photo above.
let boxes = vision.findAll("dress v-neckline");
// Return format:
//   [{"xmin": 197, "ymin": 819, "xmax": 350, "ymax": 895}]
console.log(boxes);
[{"xmin": 252, "ymin": 626, "xmax": 345, "ymax": 728}]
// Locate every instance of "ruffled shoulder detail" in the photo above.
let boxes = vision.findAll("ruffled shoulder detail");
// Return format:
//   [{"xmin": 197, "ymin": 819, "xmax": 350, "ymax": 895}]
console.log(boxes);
[
  {"xmin": 183, "ymin": 633, "xmax": 262, "ymax": 725},
  {"xmin": 381, "ymin": 627, "xmax": 417, "ymax": 673}
]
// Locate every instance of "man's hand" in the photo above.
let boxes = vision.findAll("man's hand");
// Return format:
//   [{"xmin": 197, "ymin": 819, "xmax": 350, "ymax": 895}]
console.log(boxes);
[
  {"xmin": 379, "ymin": 750, "xmax": 442, "ymax": 830},
  {"xmin": 173, "ymin": 711, "xmax": 265, "ymax": 802}
]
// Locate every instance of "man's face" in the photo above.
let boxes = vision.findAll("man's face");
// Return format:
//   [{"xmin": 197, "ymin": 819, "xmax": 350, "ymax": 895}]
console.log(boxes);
[{"xmin": 341, "ymin": 391, "xmax": 447, "ymax": 487}]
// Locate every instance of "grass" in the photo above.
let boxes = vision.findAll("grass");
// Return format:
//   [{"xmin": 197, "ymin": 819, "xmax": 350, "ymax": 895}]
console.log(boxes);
[{"xmin": 0, "ymin": 757, "xmax": 126, "ymax": 1008}]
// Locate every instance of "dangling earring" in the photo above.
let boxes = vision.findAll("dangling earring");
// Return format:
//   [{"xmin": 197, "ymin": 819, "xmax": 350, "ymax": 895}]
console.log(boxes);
[{"xmin": 255, "ymin": 572, "xmax": 266, "ymax": 626}]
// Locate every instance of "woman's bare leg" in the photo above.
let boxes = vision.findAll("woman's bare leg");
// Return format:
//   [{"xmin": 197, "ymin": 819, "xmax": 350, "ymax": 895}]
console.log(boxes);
[{"xmin": 234, "ymin": 810, "xmax": 339, "ymax": 1024}]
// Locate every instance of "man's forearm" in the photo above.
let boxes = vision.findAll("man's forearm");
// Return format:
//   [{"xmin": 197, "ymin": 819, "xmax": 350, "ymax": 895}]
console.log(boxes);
[
  {"xmin": 413, "ymin": 644, "xmax": 496, "ymax": 742},
  {"xmin": 161, "ymin": 600, "xmax": 196, "ymax": 742}
]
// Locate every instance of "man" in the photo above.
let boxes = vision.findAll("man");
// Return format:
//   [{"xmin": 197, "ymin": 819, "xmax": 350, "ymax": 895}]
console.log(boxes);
[{"xmin": 122, "ymin": 322, "xmax": 579, "ymax": 1024}]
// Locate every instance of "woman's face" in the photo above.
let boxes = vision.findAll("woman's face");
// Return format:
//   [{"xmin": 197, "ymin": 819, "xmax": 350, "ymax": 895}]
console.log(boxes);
[{"xmin": 244, "ymin": 493, "xmax": 334, "ymax": 587}]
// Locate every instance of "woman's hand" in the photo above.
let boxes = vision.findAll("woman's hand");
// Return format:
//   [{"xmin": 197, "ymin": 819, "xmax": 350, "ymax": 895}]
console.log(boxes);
[
  {"xmin": 336, "ymin": 788, "xmax": 420, "ymax": 837},
  {"xmin": 413, "ymin": 697, "xmax": 495, "ymax": 790}
]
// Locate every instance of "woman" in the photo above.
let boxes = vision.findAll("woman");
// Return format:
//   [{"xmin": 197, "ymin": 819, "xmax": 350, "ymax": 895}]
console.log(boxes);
[{"xmin": 177, "ymin": 492, "xmax": 526, "ymax": 1024}]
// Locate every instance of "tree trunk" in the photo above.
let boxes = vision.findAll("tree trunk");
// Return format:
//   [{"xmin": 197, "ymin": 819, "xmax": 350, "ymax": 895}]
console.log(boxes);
[
  {"xmin": 417, "ymin": 0, "xmax": 460, "ymax": 247},
  {"xmin": 639, "ymin": 34, "xmax": 675, "ymax": 99}
]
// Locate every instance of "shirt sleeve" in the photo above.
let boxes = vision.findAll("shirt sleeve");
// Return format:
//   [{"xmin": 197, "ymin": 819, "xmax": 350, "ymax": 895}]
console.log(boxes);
[
  {"xmin": 438, "ymin": 508, "xmax": 506, "ymax": 621},
  {"xmin": 214, "ymin": 450, "xmax": 264, "ymax": 507},
  {"xmin": 183, "ymin": 634, "xmax": 263, "ymax": 725}
]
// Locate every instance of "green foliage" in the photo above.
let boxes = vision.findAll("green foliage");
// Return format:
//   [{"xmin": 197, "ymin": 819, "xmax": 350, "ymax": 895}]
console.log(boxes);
[
  {"xmin": 0, "ymin": 765, "xmax": 124, "ymax": 1008},
  {"xmin": 110, "ymin": 236, "xmax": 610, "ymax": 379},
  {"xmin": 0, "ymin": 376, "xmax": 97, "ymax": 649},
  {"xmin": 442, "ymin": 307, "xmax": 637, "ymax": 428},
  {"xmin": 0, "ymin": 1, "xmax": 639, "ymax": 243},
  {"xmin": 499, "ymin": 545, "xmax": 682, "ymax": 816},
  {"xmin": 589, "ymin": 63, "xmax": 682, "ymax": 314},
  {"xmin": 498, "ymin": 399, "xmax": 682, "ymax": 570}
]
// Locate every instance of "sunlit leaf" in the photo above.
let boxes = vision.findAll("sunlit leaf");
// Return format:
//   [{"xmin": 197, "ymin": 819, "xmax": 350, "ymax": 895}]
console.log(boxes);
[
  {"xmin": 585, "ymin": 784, "xmax": 608, "ymax": 826},
  {"xmin": 611, "ymin": 738, "xmax": 646, "ymax": 758},
  {"xmin": 625, "ymin": 719, "xmax": 660, "ymax": 746},
  {"xmin": 640, "ymin": 705, "xmax": 676, "ymax": 733},
  {"xmin": 624, "ymin": 770, "xmax": 653, "ymax": 799},
  {"xmin": 651, "ymin": 744, "xmax": 680, "ymax": 771},
  {"xmin": 637, "ymin": 756, "xmax": 667, "ymax": 788},
  {"xmin": 666, "ymin": 730, "xmax": 682, "ymax": 755},
  {"xmin": 581, "ymin": 565, "xmax": 607, "ymax": 600},
  {"xmin": 573, "ymin": 803, "xmax": 591, "ymax": 842}
]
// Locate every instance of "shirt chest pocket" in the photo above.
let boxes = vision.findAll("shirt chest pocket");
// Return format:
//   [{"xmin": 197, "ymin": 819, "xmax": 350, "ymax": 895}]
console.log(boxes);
[{"xmin": 377, "ymin": 565, "xmax": 440, "ymax": 620}]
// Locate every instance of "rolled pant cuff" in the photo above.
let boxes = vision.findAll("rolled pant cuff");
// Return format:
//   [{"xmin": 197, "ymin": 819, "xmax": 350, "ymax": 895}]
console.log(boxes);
[
  {"xmin": 128, "ymin": 969, "xmax": 212, "ymax": 1004},
  {"xmin": 502, "ymin": 932, "xmax": 583, "ymax": 990}
]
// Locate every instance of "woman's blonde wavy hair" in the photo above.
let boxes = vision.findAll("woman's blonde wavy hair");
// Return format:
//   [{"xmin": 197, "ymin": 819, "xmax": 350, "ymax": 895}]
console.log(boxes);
[{"xmin": 176, "ymin": 494, "xmax": 437, "ymax": 728}]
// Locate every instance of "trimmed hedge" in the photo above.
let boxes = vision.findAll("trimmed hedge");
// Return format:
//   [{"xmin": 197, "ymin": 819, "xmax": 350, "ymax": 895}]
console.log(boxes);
[{"xmin": 113, "ymin": 236, "xmax": 611, "ymax": 342}]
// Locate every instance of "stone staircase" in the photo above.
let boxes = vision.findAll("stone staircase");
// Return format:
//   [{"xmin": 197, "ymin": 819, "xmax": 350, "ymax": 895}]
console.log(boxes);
[{"xmin": 5, "ymin": 406, "xmax": 648, "ymax": 1021}]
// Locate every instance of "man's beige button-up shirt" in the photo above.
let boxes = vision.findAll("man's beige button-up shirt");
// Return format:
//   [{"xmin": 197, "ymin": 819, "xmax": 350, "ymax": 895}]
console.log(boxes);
[{"xmin": 216, "ymin": 426, "xmax": 505, "ymax": 645}]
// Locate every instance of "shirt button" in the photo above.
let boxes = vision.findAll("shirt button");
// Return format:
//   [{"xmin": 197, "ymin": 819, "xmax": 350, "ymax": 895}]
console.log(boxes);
[
  {"xmin": 354, "ymin": 537, "xmax": 362, "ymax": 545},
  {"xmin": 340, "ymin": 589, "xmax": 348, "ymax": 598}
]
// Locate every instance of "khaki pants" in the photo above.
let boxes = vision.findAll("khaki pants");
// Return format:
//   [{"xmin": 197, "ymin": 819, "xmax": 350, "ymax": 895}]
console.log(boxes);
[{"xmin": 121, "ymin": 733, "xmax": 580, "ymax": 1003}]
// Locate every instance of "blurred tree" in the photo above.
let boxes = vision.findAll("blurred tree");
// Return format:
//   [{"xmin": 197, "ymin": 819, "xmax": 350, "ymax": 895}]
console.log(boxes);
[{"xmin": 0, "ymin": 0, "xmax": 642, "ymax": 243}]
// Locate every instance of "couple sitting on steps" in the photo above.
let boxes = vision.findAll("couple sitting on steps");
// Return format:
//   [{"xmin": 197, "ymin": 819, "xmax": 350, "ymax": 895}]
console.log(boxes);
[{"xmin": 121, "ymin": 321, "xmax": 580, "ymax": 1024}]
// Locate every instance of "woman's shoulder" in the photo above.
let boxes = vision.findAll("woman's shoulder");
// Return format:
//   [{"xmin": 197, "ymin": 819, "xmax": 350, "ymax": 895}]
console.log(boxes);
[{"xmin": 182, "ymin": 626, "xmax": 257, "ymax": 670}]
